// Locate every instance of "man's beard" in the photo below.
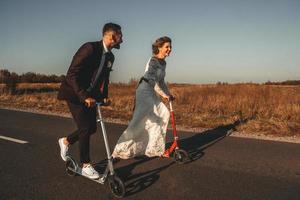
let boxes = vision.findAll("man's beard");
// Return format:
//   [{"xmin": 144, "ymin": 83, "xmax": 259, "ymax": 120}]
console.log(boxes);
[{"xmin": 112, "ymin": 43, "xmax": 120, "ymax": 49}]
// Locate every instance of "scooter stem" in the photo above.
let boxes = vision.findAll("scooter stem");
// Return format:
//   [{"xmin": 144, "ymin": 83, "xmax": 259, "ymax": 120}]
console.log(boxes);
[
  {"xmin": 169, "ymin": 101, "xmax": 174, "ymax": 112},
  {"xmin": 96, "ymin": 103, "xmax": 114, "ymax": 175},
  {"xmin": 97, "ymin": 104, "xmax": 111, "ymax": 157}
]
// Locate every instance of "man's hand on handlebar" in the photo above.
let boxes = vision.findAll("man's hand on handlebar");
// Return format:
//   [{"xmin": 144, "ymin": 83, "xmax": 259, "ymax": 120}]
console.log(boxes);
[
  {"xmin": 85, "ymin": 97, "xmax": 112, "ymax": 107},
  {"xmin": 84, "ymin": 97, "xmax": 96, "ymax": 108}
]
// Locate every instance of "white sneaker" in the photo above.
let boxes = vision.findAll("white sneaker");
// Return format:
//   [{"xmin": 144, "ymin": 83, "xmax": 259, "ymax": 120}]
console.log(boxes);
[
  {"xmin": 58, "ymin": 138, "xmax": 69, "ymax": 161},
  {"xmin": 82, "ymin": 164, "xmax": 100, "ymax": 179}
]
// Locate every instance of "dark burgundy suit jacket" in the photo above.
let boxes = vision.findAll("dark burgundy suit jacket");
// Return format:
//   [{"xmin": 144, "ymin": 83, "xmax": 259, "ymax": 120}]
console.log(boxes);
[{"xmin": 57, "ymin": 41, "xmax": 114, "ymax": 103}]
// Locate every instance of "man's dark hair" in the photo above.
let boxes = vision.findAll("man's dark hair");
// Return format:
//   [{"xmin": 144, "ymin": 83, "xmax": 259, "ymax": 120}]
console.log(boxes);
[{"xmin": 102, "ymin": 23, "xmax": 121, "ymax": 36}]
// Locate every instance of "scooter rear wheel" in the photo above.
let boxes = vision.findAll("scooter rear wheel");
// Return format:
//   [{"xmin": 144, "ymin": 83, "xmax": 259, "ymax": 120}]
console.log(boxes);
[
  {"xmin": 108, "ymin": 175, "xmax": 125, "ymax": 198},
  {"xmin": 65, "ymin": 157, "xmax": 77, "ymax": 177},
  {"xmin": 174, "ymin": 149, "xmax": 190, "ymax": 164}
]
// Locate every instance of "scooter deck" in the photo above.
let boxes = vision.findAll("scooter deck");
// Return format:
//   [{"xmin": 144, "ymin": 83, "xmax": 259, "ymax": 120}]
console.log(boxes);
[
  {"xmin": 66, "ymin": 156, "xmax": 110, "ymax": 184},
  {"xmin": 66, "ymin": 164, "xmax": 107, "ymax": 184}
]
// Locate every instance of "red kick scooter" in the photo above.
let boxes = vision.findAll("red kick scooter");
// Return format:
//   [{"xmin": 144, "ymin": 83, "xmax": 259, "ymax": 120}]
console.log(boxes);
[{"xmin": 163, "ymin": 101, "xmax": 190, "ymax": 164}]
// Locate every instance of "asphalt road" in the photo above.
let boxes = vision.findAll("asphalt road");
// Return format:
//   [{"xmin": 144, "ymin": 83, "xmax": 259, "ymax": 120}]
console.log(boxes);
[{"xmin": 0, "ymin": 108, "xmax": 300, "ymax": 200}]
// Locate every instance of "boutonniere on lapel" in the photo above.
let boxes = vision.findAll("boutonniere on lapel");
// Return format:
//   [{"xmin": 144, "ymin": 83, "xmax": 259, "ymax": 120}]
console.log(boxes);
[{"xmin": 107, "ymin": 61, "xmax": 113, "ymax": 71}]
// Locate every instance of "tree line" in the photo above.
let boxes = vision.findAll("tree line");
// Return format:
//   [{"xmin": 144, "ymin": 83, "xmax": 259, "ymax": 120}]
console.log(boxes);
[
  {"xmin": 0, "ymin": 69, "xmax": 65, "ymax": 94},
  {"xmin": 0, "ymin": 69, "xmax": 65, "ymax": 83},
  {"xmin": 264, "ymin": 80, "xmax": 300, "ymax": 85}
]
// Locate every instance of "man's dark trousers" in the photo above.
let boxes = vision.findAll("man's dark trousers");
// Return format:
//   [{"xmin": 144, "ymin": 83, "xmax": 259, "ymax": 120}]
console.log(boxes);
[{"xmin": 66, "ymin": 101, "xmax": 97, "ymax": 163}]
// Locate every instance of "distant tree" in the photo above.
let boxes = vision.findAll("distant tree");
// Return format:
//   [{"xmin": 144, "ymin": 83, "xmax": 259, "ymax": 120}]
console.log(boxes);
[
  {"xmin": 20, "ymin": 72, "xmax": 36, "ymax": 83},
  {"xmin": 0, "ymin": 69, "xmax": 11, "ymax": 83},
  {"xmin": 0, "ymin": 69, "xmax": 18, "ymax": 94},
  {"xmin": 58, "ymin": 75, "xmax": 65, "ymax": 82}
]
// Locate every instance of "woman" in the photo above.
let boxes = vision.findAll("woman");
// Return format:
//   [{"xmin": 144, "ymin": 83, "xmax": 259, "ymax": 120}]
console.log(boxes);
[{"xmin": 112, "ymin": 36, "xmax": 174, "ymax": 159}]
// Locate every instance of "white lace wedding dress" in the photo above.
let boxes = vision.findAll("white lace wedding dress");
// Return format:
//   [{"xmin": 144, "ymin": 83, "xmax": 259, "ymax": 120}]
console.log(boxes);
[{"xmin": 112, "ymin": 57, "xmax": 170, "ymax": 159}]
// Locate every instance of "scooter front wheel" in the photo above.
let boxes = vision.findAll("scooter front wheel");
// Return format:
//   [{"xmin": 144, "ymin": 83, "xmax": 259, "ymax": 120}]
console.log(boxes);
[
  {"xmin": 108, "ymin": 175, "xmax": 126, "ymax": 198},
  {"xmin": 65, "ymin": 157, "xmax": 77, "ymax": 177},
  {"xmin": 173, "ymin": 149, "xmax": 190, "ymax": 164}
]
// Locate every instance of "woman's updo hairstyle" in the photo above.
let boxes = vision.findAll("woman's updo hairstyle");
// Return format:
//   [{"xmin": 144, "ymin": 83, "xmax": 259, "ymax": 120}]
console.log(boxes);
[{"xmin": 152, "ymin": 36, "xmax": 172, "ymax": 55}]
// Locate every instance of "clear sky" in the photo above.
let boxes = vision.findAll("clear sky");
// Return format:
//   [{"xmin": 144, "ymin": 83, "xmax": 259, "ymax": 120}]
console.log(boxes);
[{"xmin": 1, "ymin": 0, "xmax": 300, "ymax": 83}]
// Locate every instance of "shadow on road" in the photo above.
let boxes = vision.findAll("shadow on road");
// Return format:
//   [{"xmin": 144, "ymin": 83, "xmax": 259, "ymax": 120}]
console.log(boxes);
[
  {"xmin": 179, "ymin": 119, "xmax": 245, "ymax": 162},
  {"xmin": 116, "ymin": 157, "xmax": 175, "ymax": 196},
  {"xmin": 107, "ymin": 119, "xmax": 245, "ymax": 197}
]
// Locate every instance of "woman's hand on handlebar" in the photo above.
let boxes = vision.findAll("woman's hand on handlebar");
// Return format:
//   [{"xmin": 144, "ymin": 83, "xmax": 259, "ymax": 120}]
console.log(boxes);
[
  {"xmin": 162, "ymin": 94, "xmax": 175, "ymax": 102},
  {"xmin": 169, "ymin": 94, "xmax": 175, "ymax": 101}
]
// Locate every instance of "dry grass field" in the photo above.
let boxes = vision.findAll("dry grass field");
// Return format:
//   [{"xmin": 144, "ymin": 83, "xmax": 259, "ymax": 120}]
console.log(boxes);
[{"xmin": 0, "ymin": 83, "xmax": 299, "ymax": 136}]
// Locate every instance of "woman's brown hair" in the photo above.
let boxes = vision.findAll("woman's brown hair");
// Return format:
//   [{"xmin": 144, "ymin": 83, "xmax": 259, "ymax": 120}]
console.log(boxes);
[{"xmin": 152, "ymin": 36, "xmax": 172, "ymax": 55}]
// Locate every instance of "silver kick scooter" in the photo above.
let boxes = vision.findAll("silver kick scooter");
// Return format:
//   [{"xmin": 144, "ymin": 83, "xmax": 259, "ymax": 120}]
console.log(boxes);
[{"xmin": 65, "ymin": 102, "xmax": 125, "ymax": 198}]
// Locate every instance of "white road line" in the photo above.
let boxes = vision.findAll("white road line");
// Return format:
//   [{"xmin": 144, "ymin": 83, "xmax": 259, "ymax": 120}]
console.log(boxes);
[{"xmin": 0, "ymin": 135, "xmax": 29, "ymax": 144}]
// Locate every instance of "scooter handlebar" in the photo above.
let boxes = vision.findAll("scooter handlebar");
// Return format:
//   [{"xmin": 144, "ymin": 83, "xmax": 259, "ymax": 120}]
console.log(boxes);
[
  {"xmin": 169, "ymin": 95, "xmax": 175, "ymax": 101},
  {"xmin": 96, "ymin": 101, "xmax": 111, "ymax": 107}
]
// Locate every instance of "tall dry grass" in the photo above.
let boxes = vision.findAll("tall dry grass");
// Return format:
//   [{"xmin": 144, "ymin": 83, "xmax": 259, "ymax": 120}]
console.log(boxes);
[
  {"xmin": 171, "ymin": 84, "xmax": 300, "ymax": 136},
  {"xmin": 0, "ymin": 83, "xmax": 299, "ymax": 136}
]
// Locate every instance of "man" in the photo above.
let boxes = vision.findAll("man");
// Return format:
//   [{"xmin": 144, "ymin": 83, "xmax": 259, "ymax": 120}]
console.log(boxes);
[{"xmin": 57, "ymin": 23, "xmax": 123, "ymax": 179}]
